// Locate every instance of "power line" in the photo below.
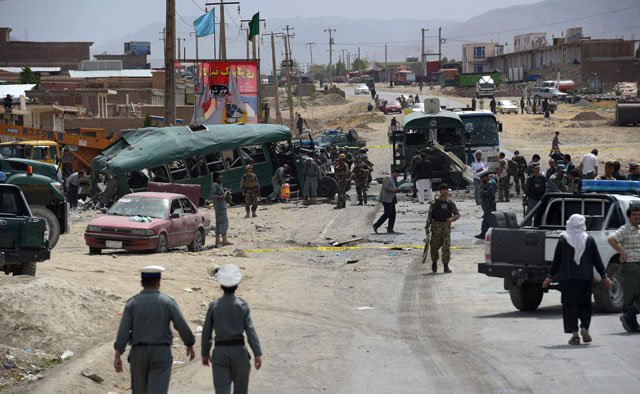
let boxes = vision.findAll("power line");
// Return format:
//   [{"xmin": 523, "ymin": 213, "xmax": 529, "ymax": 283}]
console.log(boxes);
[{"xmin": 190, "ymin": 0, "xmax": 205, "ymax": 11}]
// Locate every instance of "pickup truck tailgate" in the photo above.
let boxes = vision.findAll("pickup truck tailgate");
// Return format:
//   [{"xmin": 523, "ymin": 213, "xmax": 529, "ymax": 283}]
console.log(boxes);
[{"xmin": 491, "ymin": 228, "xmax": 547, "ymax": 265}]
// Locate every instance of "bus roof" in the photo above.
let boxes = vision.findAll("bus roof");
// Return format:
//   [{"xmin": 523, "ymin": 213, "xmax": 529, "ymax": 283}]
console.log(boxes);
[
  {"xmin": 403, "ymin": 110, "xmax": 464, "ymax": 129},
  {"xmin": 457, "ymin": 110, "xmax": 496, "ymax": 118},
  {"xmin": 95, "ymin": 123, "xmax": 293, "ymax": 175}
]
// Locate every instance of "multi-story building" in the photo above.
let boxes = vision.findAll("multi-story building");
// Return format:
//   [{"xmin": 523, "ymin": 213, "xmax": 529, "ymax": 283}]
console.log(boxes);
[{"xmin": 461, "ymin": 42, "xmax": 503, "ymax": 74}]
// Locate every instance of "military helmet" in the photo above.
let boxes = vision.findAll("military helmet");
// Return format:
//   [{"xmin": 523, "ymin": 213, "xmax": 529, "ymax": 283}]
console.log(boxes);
[{"xmin": 338, "ymin": 153, "xmax": 346, "ymax": 160}]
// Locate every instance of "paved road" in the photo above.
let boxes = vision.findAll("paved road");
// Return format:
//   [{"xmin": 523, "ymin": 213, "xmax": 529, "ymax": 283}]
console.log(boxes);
[{"xmin": 345, "ymin": 85, "xmax": 467, "ymax": 110}]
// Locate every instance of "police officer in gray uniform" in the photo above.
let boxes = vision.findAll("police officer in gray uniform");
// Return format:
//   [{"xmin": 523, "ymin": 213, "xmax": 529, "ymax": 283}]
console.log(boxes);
[
  {"xmin": 114, "ymin": 266, "xmax": 196, "ymax": 394},
  {"xmin": 201, "ymin": 264, "xmax": 263, "ymax": 394}
]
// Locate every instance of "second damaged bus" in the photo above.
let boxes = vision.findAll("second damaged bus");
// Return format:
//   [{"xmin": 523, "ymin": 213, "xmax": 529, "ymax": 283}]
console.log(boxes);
[{"xmin": 91, "ymin": 123, "xmax": 336, "ymax": 205}]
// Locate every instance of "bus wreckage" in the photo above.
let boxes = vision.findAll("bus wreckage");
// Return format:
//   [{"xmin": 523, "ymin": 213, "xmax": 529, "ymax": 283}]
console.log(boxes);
[
  {"xmin": 390, "ymin": 99, "xmax": 474, "ymax": 189},
  {"xmin": 90, "ymin": 123, "xmax": 335, "ymax": 205}
]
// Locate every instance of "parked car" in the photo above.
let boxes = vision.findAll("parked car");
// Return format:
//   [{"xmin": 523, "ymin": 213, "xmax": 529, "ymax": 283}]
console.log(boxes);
[
  {"xmin": 354, "ymin": 83, "xmax": 370, "ymax": 95},
  {"xmin": 531, "ymin": 87, "xmax": 567, "ymax": 101},
  {"xmin": 380, "ymin": 100, "xmax": 402, "ymax": 115},
  {"xmin": 84, "ymin": 192, "xmax": 210, "ymax": 254},
  {"xmin": 496, "ymin": 100, "xmax": 519, "ymax": 114}
]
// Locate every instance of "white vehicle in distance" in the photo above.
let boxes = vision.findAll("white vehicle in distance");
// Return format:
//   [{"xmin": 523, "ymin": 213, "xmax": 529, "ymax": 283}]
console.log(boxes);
[
  {"xmin": 531, "ymin": 87, "xmax": 567, "ymax": 101},
  {"xmin": 411, "ymin": 102, "xmax": 424, "ymax": 112},
  {"xmin": 354, "ymin": 83, "xmax": 370, "ymax": 95},
  {"xmin": 496, "ymin": 99, "xmax": 519, "ymax": 114}
]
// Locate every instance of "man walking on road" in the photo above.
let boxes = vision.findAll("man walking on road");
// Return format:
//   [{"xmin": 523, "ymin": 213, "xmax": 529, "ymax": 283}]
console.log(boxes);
[
  {"xmin": 470, "ymin": 150, "xmax": 488, "ymax": 205},
  {"xmin": 523, "ymin": 164, "xmax": 546, "ymax": 214},
  {"xmin": 580, "ymin": 149, "xmax": 599, "ymax": 179},
  {"xmin": 608, "ymin": 203, "xmax": 640, "ymax": 332},
  {"xmin": 113, "ymin": 266, "xmax": 195, "ymax": 394},
  {"xmin": 511, "ymin": 150, "xmax": 527, "ymax": 196},
  {"xmin": 334, "ymin": 154, "xmax": 350, "ymax": 209},
  {"xmin": 352, "ymin": 159, "xmax": 371, "ymax": 205},
  {"xmin": 475, "ymin": 171, "xmax": 496, "ymax": 240},
  {"xmin": 202, "ymin": 264, "xmax": 263, "ymax": 393},
  {"xmin": 425, "ymin": 183, "xmax": 460, "ymax": 273},
  {"xmin": 497, "ymin": 152, "xmax": 510, "ymax": 202},
  {"xmin": 373, "ymin": 169, "xmax": 400, "ymax": 234}
]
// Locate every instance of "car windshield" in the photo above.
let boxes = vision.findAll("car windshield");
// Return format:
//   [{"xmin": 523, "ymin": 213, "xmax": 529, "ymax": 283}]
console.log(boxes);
[
  {"xmin": 463, "ymin": 116, "xmax": 499, "ymax": 146},
  {"xmin": 388, "ymin": 101, "xmax": 400, "ymax": 106},
  {"xmin": 108, "ymin": 196, "xmax": 169, "ymax": 219}
]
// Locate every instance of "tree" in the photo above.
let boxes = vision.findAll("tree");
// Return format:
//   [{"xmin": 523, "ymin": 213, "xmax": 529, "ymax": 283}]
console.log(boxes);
[
  {"xmin": 19, "ymin": 66, "xmax": 40, "ymax": 85},
  {"xmin": 351, "ymin": 57, "xmax": 368, "ymax": 72},
  {"xmin": 441, "ymin": 56, "xmax": 448, "ymax": 64},
  {"xmin": 335, "ymin": 60, "xmax": 346, "ymax": 76}
]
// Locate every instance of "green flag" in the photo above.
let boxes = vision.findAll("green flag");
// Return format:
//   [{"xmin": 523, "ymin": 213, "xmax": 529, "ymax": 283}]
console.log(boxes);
[{"xmin": 248, "ymin": 12, "xmax": 260, "ymax": 41}]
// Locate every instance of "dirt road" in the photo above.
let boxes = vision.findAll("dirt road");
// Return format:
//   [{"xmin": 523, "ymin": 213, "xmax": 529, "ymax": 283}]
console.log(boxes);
[{"xmin": 2, "ymin": 92, "xmax": 640, "ymax": 393}]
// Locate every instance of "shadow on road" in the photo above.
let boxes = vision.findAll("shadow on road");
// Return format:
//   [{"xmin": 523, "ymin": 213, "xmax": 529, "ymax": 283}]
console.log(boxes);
[
  {"xmin": 475, "ymin": 305, "xmax": 563, "ymax": 320},
  {"xmin": 540, "ymin": 344, "xmax": 601, "ymax": 350}
]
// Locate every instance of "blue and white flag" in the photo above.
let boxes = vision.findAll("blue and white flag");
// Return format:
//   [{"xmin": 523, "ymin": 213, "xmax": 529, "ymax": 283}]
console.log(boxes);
[{"xmin": 193, "ymin": 9, "xmax": 215, "ymax": 37}]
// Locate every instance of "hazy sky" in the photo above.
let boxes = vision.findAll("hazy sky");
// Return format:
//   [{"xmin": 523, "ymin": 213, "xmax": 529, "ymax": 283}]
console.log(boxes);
[{"xmin": 0, "ymin": 0, "xmax": 541, "ymax": 44}]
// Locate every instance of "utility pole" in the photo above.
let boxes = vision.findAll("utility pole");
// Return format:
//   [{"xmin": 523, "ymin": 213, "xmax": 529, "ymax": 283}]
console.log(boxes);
[
  {"xmin": 164, "ymin": 0, "xmax": 176, "ymax": 126},
  {"xmin": 206, "ymin": 0, "xmax": 240, "ymax": 60},
  {"xmin": 240, "ymin": 27, "xmax": 250, "ymax": 60},
  {"xmin": 270, "ymin": 33, "xmax": 282, "ymax": 124},
  {"xmin": 305, "ymin": 42, "xmax": 316, "ymax": 67},
  {"xmin": 384, "ymin": 44, "xmax": 388, "ymax": 83},
  {"xmin": 324, "ymin": 27, "xmax": 335, "ymax": 74},
  {"xmin": 421, "ymin": 28, "xmax": 428, "ymax": 63},
  {"xmin": 177, "ymin": 37, "xmax": 184, "ymax": 61},
  {"xmin": 438, "ymin": 26, "xmax": 442, "ymax": 65},
  {"xmin": 281, "ymin": 32, "xmax": 294, "ymax": 127},
  {"xmin": 357, "ymin": 46, "xmax": 360, "ymax": 60},
  {"xmin": 189, "ymin": 31, "xmax": 199, "ymax": 60},
  {"xmin": 340, "ymin": 49, "xmax": 347, "ymax": 65},
  {"xmin": 283, "ymin": 25, "xmax": 294, "ymax": 59}
]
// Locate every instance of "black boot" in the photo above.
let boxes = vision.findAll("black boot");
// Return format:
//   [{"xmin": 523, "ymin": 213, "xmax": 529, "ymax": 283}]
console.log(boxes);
[
  {"xmin": 443, "ymin": 263, "xmax": 452, "ymax": 273},
  {"xmin": 431, "ymin": 261, "xmax": 437, "ymax": 273}
]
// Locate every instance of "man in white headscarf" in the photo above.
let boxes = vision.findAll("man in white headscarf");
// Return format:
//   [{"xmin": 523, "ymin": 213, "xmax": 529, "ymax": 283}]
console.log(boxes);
[{"xmin": 543, "ymin": 214, "xmax": 612, "ymax": 345}]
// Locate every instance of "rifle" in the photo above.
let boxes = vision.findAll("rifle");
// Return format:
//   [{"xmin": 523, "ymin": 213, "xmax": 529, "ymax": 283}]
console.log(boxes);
[{"xmin": 421, "ymin": 231, "xmax": 431, "ymax": 264}]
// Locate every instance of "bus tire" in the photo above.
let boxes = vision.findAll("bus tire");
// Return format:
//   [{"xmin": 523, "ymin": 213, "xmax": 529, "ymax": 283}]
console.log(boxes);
[
  {"xmin": 318, "ymin": 177, "xmax": 339, "ymax": 199},
  {"xmin": 30, "ymin": 205, "xmax": 60, "ymax": 249}
]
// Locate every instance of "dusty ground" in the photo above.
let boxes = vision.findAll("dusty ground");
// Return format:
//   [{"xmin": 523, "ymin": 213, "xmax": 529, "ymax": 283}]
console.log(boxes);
[{"xmin": 2, "ymin": 88, "xmax": 640, "ymax": 393}]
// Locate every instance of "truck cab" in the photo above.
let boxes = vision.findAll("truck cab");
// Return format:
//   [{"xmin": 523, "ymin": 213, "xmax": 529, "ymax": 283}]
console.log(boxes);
[{"xmin": 0, "ymin": 182, "xmax": 51, "ymax": 276}]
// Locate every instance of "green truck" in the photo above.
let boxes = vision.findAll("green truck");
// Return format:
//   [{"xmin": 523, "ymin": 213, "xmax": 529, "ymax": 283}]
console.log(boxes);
[
  {"xmin": 0, "ymin": 183, "xmax": 51, "ymax": 276},
  {"xmin": 0, "ymin": 158, "xmax": 69, "ymax": 248}
]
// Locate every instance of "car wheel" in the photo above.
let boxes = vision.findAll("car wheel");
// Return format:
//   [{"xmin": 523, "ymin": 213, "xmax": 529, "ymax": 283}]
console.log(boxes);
[
  {"xmin": 509, "ymin": 282, "xmax": 543, "ymax": 311},
  {"xmin": 188, "ymin": 229, "xmax": 205, "ymax": 252},
  {"xmin": 89, "ymin": 247, "xmax": 102, "ymax": 255},
  {"xmin": 317, "ymin": 176, "xmax": 339, "ymax": 199},
  {"xmin": 30, "ymin": 205, "xmax": 60, "ymax": 249},
  {"xmin": 155, "ymin": 233, "xmax": 169, "ymax": 253},
  {"xmin": 593, "ymin": 262, "xmax": 623, "ymax": 313}
]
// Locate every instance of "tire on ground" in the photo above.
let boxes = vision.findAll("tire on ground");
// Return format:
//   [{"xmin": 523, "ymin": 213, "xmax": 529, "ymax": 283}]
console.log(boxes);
[
  {"xmin": 593, "ymin": 262, "xmax": 623, "ymax": 313},
  {"xmin": 347, "ymin": 129, "xmax": 358, "ymax": 142},
  {"xmin": 30, "ymin": 205, "xmax": 60, "ymax": 249},
  {"xmin": 14, "ymin": 262, "xmax": 36, "ymax": 276},
  {"xmin": 317, "ymin": 176, "xmax": 339, "ymax": 199},
  {"xmin": 510, "ymin": 282, "xmax": 544, "ymax": 311}
]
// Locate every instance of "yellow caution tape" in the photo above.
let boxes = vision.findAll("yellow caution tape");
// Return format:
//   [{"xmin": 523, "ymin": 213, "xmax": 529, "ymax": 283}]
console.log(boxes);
[
  {"xmin": 366, "ymin": 145, "xmax": 392, "ymax": 149},
  {"xmin": 244, "ymin": 244, "xmax": 467, "ymax": 253}
]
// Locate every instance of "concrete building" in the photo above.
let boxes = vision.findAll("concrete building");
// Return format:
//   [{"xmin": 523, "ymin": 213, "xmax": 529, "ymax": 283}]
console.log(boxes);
[
  {"xmin": 513, "ymin": 33, "xmax": 548, "ymax": 53},
  {"xmin": 0, "ymin": 27, "xmax": 92, "ymax": 70},
  {"xmin": 488, "ymin": 33, "xmax": 639, "ymax": 88},
  {"xmin": 461, "ymin": 42, "xmax": 503, "ymax": 74},
  {"xmin": 94, "ymin": 54, "xmax": 149, "ymax": 69}
]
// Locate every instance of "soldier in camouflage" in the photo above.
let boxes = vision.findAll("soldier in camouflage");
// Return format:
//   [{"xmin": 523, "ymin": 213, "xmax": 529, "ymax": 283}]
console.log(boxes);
[
  {"xmin": 334, "ymin": 154, "xmax": 350, "ymax": 209},
  {"xmin": 425, "ymin": 183, "xmax": 460, "ymax": 273},
  {"xmin": 351, "ymin": 159, "xmax": 371, "ymax": 205},
  {"xmin": 240, "ymin": 164, "xmax": 259, "ymax": 218}
]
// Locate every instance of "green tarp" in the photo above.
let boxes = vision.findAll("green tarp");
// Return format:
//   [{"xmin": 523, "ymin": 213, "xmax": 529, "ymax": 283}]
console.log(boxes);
[
  {"xmin": 403, "ymin": 110, "xmax": 464, "ymax": 130},
  {"xmin": 93, "ymin": 124, "xmax": 292, "ymax": 175}
]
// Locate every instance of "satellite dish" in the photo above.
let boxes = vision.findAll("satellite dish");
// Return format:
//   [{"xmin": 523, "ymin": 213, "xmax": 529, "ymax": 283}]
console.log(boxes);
[{"xmin": 440, "ymin": 38, "xmax": 447, "ymax": 44}]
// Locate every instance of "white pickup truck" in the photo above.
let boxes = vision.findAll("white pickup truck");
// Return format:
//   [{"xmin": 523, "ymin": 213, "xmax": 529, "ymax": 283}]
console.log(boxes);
[{"xmin": 478, "ymin": 181, "xmax": 640, "ymax": 312}]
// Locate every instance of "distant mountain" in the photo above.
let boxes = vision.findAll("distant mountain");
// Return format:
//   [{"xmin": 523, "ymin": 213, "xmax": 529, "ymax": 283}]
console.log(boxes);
[{"xmin": 92, "ymin": 0, "xmax": 640, "ymax": 69}]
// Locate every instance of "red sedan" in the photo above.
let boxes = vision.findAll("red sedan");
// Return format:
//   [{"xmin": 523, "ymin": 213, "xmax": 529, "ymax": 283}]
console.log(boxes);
[
  {"xmin": 84, "ymin": 192, "xmax": 210, "ymax": 254},
  {"xmin": 380, "ymin": 100, "xmax": 402, "ymax": 115}
]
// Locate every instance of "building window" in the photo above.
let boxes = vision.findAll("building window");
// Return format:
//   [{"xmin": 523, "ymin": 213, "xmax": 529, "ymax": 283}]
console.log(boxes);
[
  {"xmin": 473, "ymin": 47, "xmax": 485, "ymax": 59},
  {"xmin": 474, "ymin": 65, "xmax": 484, "ymax": 73}
]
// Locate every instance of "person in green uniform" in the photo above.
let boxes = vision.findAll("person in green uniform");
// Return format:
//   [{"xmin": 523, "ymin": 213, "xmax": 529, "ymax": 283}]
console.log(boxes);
[
  {"xmin": 240, "ymin": 165, "xmax": 259, "ymax": 218},
  {"xmin": 425, "ymin": 183, "xmax": 460, "ymax": 273},
  {"xmin": 351, "ymin": 159, "xmax": 371, "ymax": 205},
  {"xmin": 334, "ymin": 154, "xmax": 350, "ymax": 209},
  {"xmin": 475, "ymin": 171, "xmax": 497, "ymax": 239},
  {"xmin": 608, "ymin": 203, "xmax": 640, "ymax": 332},
  {"xmin": 202, "ymin": 264, "xmax": 263, "ymax": 394},
  {"xmin": 113, "ymin": 266, "xmax": 195, "ymax": 394}
]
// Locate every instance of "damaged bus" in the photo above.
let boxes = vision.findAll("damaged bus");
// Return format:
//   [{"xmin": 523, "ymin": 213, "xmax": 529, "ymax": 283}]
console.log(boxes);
[
  {"xmin": 390, "ymin": 99, "xmax": 474, "ymax": 189},
  {"xmin": 91, "ymin": 124, "xmax": 319, "ymax": 205}
]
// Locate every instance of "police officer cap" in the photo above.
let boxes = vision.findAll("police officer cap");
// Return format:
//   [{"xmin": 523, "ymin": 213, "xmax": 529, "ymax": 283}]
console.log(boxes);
[
  {"xmin": 140, "ymin": 265, "xmax": 165, "ymax": 279},
  {"xmin": 629, "ymin": 201, "xmax": 640, "ymax": 212},
  {"xmin": 216, "ymin": 264, "xmax": 242, "ymax": 287},
  {"xmin": 531, "ymin": 163, "xmax": 541, "ymax": 168},
  {"xmin": 556, "ymin": 164, "xmax": 566, "ymax": 171},
  {"xmin": 338, "ymin": 153, "xmax": 346, "ymax": 159},
  {"xmin": 629, "ymin": 162, "xmax": 639, "ymax": 168}
]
